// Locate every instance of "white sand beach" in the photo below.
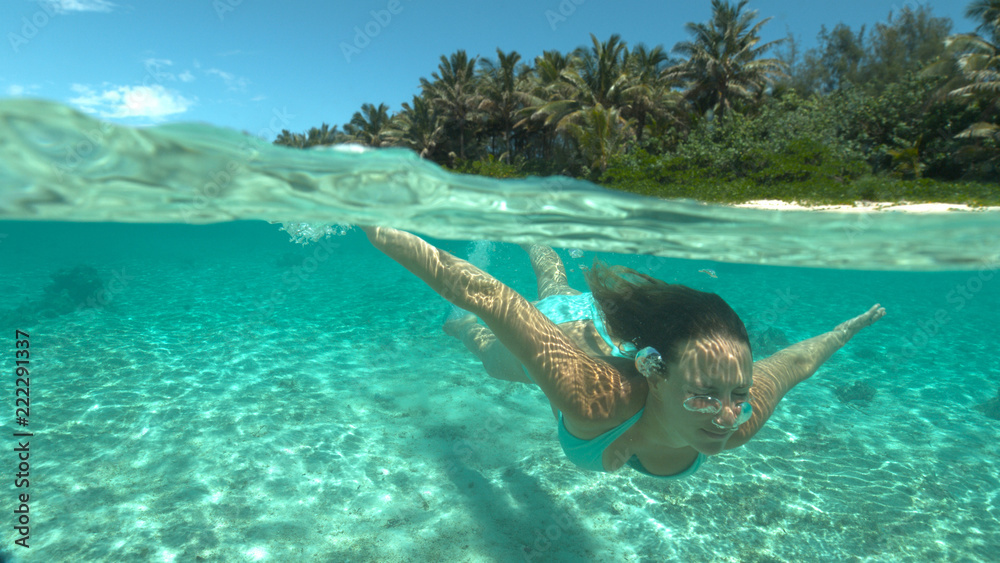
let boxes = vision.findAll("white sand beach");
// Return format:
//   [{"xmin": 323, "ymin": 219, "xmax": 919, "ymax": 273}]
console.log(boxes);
[{"xmin": 732, "ymin": 199, "xmax": 1000, "ymax": 213}]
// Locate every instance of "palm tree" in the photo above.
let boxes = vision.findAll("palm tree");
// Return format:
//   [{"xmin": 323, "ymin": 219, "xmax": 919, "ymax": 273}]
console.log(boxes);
[
  {"xmin": 478, "ymin": 48, "xmax": 529, "ymax": 162},
  {"xmin": 530, "ymin": 49, "xmax": 575, "ymax": 98},
  {"xmin": 621, "ymin": 43, "xmax": 684, "ymax": 144},
  {"xmin": 273, "ymin": 123, "xmax": 342, "ymax": 148},
  {"xmin": 563, "ymin": 104, "xmax": 634, "ymax": 172},
  {"xmin": 527, "ymin": 34, "xmax": 630, "ymax": 130},
  {"xmin": 420, "ymin": 50, "xmax": 480, "ymax": 160},
  {"xmin": 948, "ymin": 37, "xmax": 999, "ymax": 140},
  {"xmin": 344, "ymin": 103, "xmax": 393, "ymax": 147},
  {"xmin": 670, "ymin": 0, "xmax": 787, "ymax": 117},
  {"xmin": 966, "ymin": 0, "xmax": 1000, "ymax": 43},
  {"xmin": 572, "ymin": 33, "xmax": 629, "ymax": 108},
  {"xmin": 517, "ymin": 36, "xmax": 636, "ymax": 172},
  {"xmin": 944, "ymin": 2, "xmax": 1000, "ymax": 141},
  {"xmin": 273, "ymin": 129, "xmax": 305, "ymax": 148},
  {"xmin": 306, "ymin": 123, "xmax": 343, "ymax": 146},
  {"xmin": 918, "ymin": 0, "xmax": 1000, "ymax": 174},
  {"xmin": 516, "ymin": 50, "xmax": 576, "ymax": 161},
  {"xmin": 388, "ymin": 95, "xmax": 445, "ymax": 159}
]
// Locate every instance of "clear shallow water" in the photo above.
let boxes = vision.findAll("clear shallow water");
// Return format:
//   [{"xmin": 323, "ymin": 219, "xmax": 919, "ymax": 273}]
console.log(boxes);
[
  {"xmin": 0, "ymin": 101, "xmax": 998, "ymax": 562},
  {"xmin": 1, "ymin": 222, "xmax": 997, "ymax": 562}
]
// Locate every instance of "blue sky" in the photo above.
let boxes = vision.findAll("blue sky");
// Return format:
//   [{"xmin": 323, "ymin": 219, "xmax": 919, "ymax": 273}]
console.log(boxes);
[{"xmin": 1, "ymin": 0, "xmax": 977, "ymax": 139}]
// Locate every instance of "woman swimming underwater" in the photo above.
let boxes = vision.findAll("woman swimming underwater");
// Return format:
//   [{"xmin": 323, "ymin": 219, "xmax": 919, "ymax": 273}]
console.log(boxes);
[{"xmin": 362, "ymin": 226, "xmax": 886, "ymax": 479}]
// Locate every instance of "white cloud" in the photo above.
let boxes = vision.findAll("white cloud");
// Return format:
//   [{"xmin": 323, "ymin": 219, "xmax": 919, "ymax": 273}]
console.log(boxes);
[
  {"xmin": 69, "ymin": 83, "xmax": 193, "ymax": 120},
  {"xmin": 139, "ymin": 59, "xmax": 197, "ymax": 84},
  {"xmin": 143, "ymin": 58, "xmax": 178, "ymax": 82},
  {"xmin": 205, "ymin": 68, "xmax": 249, "ymax": 92},
  {"xmin": 5, "ymin": 84, "xmax": 40, "ymax": 96},
  {"xmin": 143, "ymin": 57, "xmax": 173, "ymax": 67},
  {"xmin": 47, "ymin": 0, "xmax": 116, "ymax": 13}
]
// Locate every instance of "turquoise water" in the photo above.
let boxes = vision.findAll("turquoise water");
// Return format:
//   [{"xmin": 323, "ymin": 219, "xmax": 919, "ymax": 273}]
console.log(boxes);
[{"xmin": 1, "ymin": 101, "xmax": 999, "ymax": 562}]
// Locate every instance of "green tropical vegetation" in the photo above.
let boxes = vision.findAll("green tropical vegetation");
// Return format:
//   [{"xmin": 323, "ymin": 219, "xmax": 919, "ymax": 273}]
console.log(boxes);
[{"xmin": 274, "ymin": 0, "xmax": 1000, "ymax": 206}]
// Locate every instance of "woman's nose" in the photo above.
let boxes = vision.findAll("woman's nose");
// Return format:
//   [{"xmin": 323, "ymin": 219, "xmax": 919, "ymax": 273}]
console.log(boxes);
[{"xmin": 713, "ymin": 400, "xmax": 741, "ymax": 426}]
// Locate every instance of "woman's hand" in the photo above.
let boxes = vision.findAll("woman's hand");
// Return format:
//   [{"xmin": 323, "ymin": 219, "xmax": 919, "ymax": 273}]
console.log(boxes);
[{"xmin": 833, "ymin": 303, "xmax": 886, "ymax": 342}]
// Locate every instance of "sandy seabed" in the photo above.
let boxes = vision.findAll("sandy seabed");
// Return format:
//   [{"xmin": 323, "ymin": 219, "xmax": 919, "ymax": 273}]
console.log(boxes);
[{"xmin": 2, "ymin": 224, "xmax": 998, "ymax": 562}]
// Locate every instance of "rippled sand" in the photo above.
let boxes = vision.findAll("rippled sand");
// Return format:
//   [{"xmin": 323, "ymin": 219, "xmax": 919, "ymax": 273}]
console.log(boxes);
[{"xmin": 3, "ymin": 222, "xmax": 998, "ymax": 562}]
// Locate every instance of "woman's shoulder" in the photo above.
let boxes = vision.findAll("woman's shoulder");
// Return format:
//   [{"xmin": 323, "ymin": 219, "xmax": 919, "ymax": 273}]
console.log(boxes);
[{"xmin": 561, "ymin": 356, "xmax": 648, "ymax": 433}]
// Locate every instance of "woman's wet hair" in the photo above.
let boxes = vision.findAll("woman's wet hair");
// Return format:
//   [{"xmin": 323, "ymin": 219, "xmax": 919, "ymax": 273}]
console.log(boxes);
[{"xmin": 584, "ymin": 261, "xmax": 750, "ymax": 375}]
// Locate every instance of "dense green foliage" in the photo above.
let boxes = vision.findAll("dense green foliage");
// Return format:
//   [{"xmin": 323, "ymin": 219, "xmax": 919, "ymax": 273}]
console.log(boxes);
[{"xmin": 275, "ymin": 1, "xmax": 999, "ymax": 205}]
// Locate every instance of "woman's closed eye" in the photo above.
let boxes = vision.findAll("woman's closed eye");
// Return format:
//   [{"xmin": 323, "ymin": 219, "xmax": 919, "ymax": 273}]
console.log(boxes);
[{"xmin": 688, "ymin": 391, "xmax": 750, "ymax": 403}]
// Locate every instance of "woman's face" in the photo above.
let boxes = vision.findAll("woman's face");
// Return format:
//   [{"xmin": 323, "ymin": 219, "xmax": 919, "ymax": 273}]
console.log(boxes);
[{"xmin": 653, "ymin": 335, "xmax": 754, "ymax": 455}]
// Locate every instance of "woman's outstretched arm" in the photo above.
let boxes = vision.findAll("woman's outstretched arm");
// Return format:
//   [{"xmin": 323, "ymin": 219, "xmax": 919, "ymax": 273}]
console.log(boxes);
[
  {"xmin": 726, "ymin": 304, "xmax": 886, "ymax": 449},
  {"xmin": 361, "ymin": 226, "xmax": 627, "ymax": 421}
]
